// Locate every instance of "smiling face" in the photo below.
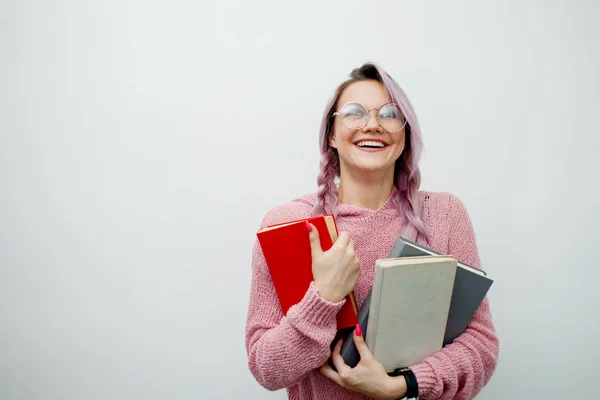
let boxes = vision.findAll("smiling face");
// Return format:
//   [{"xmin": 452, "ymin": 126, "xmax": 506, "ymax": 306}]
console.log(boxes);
[{"xmin": 329, "ymin": 80, "xmax": 407, "ymax": 180}]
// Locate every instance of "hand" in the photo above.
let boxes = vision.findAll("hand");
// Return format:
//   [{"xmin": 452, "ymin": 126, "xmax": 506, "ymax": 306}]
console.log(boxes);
[
  {"xmin": 319, "ymin": 325, "xmax": 407, "ymax": 400},
  {"xmin": 307, "ymin": 222, "xmax": 361, "ymax": 303}
]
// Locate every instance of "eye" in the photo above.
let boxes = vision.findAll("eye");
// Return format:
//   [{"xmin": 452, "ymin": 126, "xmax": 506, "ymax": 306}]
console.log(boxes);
[
  {"xmin": 343, "ymin": 106, "xmax": 364, "ymax": 116},
  {"xmin": 339, "ymin": 102, "xmax": 367, "ymax": 118},
  {"xmin": 380, "ymin": 105, "xmax": 401, "ymax": 119},
  {"xmin": 346, "ymin": 109, "xmax": 363, "ymax": 117}
]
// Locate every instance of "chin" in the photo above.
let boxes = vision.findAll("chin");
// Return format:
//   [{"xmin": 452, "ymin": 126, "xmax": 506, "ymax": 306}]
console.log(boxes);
[
  {"xmin": 339, "ymin": 152, "xmax": 399, "ymax": 178},
  {"xmin": 352, "ymin": 162, "xmax": 396, "ymax": 177},
  {"xmin": 355, "ymin": 162, "xmax": 386, "ymax": 171},
  {"xmin": 354, "ymin": 157, "xmax": 395, "ymax": 172}
]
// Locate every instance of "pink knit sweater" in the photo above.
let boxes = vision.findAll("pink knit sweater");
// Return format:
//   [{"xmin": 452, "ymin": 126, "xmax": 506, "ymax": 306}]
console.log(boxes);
[{"xmin": 245, "ymin": 189, "xmax": 499, "ymax": 400}]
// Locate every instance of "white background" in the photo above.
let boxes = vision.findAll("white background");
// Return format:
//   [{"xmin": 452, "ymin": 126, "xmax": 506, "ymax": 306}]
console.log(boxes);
[{"xmin": 1, "ymin": 0, "xmax": 599, "ymax": 399}]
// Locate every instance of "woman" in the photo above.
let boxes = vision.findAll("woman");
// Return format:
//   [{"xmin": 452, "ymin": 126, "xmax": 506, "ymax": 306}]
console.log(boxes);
[{"xmin": 245, "ymin": 62, "xmax": 499, "ymax": 400}]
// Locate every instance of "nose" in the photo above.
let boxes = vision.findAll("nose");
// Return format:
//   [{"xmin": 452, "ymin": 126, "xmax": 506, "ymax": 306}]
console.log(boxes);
[{"xmin": 362, "ymin": 109, "xmax": 382, "ymax": 132}]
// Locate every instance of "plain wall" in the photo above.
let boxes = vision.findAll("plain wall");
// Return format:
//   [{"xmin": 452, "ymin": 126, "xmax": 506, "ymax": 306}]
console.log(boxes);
[{"xmin": 1, "ymin": 0, "xmax": 599, "ymax": 398}]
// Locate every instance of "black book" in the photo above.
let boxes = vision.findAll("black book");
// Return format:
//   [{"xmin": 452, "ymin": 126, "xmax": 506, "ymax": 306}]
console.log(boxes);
[{"xmin": 330, "ymin": 236, "xmax": 493, "ymax": 370}]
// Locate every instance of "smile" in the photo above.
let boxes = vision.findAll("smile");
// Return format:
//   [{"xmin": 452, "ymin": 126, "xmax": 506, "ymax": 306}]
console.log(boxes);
[{"xmin": 354, "ymin": 140, "xmax": 389, "ymax": 152}]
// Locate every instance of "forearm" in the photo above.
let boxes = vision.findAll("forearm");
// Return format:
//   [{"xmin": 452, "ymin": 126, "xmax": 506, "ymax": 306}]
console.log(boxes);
[
  {"xmin": 246, "ymin": 281, "xmax": 345, "ymax": 390},
  {"xmin": 410, "ymin": 297, "xmax": 499, "ymax": 400}
]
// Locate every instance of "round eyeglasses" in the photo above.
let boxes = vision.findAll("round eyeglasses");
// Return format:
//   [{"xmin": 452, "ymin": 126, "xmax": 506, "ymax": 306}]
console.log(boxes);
[{"xmin": 332, "ymin": 102, "xmax": 407, "ymax": 132}]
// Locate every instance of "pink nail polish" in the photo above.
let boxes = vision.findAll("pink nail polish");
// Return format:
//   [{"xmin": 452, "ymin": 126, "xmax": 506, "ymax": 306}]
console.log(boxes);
[
  {"xmin": 305, "ymin": 221, "xmax": 312, "ymax": 232},
  {"xmin": 355, "ymin": 323, "xmax": 362, "ymax": 336}
]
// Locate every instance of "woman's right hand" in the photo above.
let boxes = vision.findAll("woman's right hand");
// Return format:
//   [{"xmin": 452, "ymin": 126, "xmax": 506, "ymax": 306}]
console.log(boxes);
[{"xmin": 306, "ymin": 222, "xmax": 362, "ymax": 303}]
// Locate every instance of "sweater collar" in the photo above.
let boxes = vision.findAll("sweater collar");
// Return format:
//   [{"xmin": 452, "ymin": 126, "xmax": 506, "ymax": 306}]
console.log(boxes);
[{"xmin": 334, "ymin": 186, "xmax": 400, "ymax": 218}]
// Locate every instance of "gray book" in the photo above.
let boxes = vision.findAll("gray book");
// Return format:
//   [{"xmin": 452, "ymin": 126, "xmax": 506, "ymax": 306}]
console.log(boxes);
[
  {"xmin": 368, "ymin": 255, "xmax": 458, "ymax": 371},
  {"xmin": 332, "ymin": 236, "xmax": 493, "ymax": 370}
]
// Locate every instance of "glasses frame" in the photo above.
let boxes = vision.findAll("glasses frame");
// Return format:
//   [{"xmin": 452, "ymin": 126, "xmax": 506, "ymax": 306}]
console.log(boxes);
[{"xmin": 332, "ymin": 101, "xmax": 407, "ymax": 132}]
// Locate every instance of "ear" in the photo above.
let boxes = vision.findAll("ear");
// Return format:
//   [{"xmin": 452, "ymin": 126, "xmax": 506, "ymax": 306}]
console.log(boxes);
[{"xmin": 329, "ymin": 133, "xmax": 337, "ymax": 149}]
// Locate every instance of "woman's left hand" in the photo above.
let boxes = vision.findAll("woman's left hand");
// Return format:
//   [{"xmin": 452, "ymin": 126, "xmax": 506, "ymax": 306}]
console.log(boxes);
[{"xmin": 319, "ymin": 325, "xmax": 406, "ymax": 400}]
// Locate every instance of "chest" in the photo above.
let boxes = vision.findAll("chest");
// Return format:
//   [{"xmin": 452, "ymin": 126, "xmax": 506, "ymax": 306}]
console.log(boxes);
[
  {"xmin": 336, "ymin": 216, "xmax": 405, "ymax": 309},
  {"xmin": 336, "ymin": 214, "xmax": 451, "ymax": 310}
]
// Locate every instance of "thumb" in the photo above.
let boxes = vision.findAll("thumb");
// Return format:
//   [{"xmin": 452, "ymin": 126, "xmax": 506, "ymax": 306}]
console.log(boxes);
[{"xmin": 305, "ymin": 221, "xmax": 323, "ymax": 258}]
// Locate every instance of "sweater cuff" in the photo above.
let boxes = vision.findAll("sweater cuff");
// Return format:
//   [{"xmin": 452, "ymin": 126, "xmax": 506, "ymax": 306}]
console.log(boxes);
[
  {"xmin": 411, "ymin": 361, "xmax": 440, "ymax": 399},
  {"xmin": 286, "ymin": 282, "xmax": 346, "ymax": 332}
]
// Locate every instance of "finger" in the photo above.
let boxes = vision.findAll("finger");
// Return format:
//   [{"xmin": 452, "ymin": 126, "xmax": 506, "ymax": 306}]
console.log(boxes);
[
  {"xmin": 334, "ymin": 231, "xmax": 350, "ymax": 249},
  {"xmin": 332, "ymin": 337, "xmax": 344, "ymax": 356},
  {"xmin": 346, "ymin": 240, "xmax": 356, "ymax": 258},
  {"xmin": 319, "ymin": 363, "xmax": 345, "ymax": 387},
  {"xmin": 330, "ymin": 337, "xmax": 352, "ymax": 374},
  {"xmin": 306, "ymin": 222, "xmax": 323, "ymax": 258},
  {"xmin": 352, "ymin": 324, "xmax": 372, "ymax": 361}
]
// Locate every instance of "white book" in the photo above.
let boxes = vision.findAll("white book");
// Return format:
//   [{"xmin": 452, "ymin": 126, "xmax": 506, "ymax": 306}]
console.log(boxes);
[{"xmin": 366, "ymin": 255, "xmax": 457, "ymax": 372}]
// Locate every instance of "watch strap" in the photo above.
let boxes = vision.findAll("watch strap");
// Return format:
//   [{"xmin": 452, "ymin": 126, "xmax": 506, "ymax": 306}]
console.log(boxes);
[{"xmin": 389, "ymin": 367, "xmax": 419, "ymax": 399}]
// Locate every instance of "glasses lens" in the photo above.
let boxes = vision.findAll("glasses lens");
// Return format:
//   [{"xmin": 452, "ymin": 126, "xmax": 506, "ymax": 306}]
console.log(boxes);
[
  {"xmin": 379, "ymin": 104, "xmax": 406, "ymax": 131},
  {"xmin": 339, "ymin": 102, "xmax": 368, "ymax": 130}
]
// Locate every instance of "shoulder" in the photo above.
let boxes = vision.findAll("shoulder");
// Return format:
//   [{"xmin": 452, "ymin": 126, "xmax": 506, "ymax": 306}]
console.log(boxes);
[
  {"xmin": 419, "ymin": 190, "xmax": 474, "ymax": 233},
  {"xmin": 419, "ymin": 191, "xmax": 481, "ymax": 266},
  {"xmin": 419, "ymin": 190, "xmax": 468, "ymax": 216},
  {"xmin": 258, "ymin": 192, "xmax": 317, "ymax": 229}
]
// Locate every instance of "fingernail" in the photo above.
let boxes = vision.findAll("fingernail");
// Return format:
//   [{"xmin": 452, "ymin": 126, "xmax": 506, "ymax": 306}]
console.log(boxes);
[
  {"xmin": 355, "ymin": 323, "xmax": 362, "ymax": 336},
  {"xmin": 305, "ymin": 221, "xmax": 312, "ymax": 232}
]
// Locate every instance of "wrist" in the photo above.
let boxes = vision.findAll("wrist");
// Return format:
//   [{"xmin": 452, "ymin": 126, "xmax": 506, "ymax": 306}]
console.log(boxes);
[
  {"xmin": 313, "ymin": 281, "xmax": 343, "ymax": 303},
  {"xmin": 384, "ymin": 375, "xmax": 407, "ymax": 400},
  {"xmin": 388, "ymin": 367, "xmax": 418, "ymax": 399}
]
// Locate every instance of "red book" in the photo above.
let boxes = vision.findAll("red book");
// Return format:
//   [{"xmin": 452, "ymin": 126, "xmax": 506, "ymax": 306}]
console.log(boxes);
[{"xmin": 256, "ymin": 214, "xmax": 358, "ymax": 330}]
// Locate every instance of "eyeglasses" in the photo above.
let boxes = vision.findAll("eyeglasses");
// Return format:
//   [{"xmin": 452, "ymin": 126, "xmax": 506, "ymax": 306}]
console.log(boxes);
[{"xmin": 332, "ymin": 102, "xmax": 407, "ymax": 132}]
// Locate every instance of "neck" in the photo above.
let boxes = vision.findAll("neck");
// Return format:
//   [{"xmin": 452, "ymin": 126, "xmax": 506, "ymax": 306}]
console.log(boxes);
[{"xmin": 337, "ymin": 169, "xmax": 395, "ymax": 211}]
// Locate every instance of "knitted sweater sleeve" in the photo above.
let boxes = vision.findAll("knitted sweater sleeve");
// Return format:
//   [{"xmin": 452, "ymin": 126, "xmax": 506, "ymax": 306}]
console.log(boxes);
[
  {"xmin": 410, "ymin": 194, "xmax": 500, "ymax": 400},
  {"xmin": 244, "ymin": 208, "xmax": 345, "ymax": 391}
]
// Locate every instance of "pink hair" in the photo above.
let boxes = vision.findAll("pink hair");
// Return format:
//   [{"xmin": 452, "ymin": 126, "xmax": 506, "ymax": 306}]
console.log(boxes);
[{"xmin": 312, "ymin": 62, "xmax": 429, "ymax": 244}]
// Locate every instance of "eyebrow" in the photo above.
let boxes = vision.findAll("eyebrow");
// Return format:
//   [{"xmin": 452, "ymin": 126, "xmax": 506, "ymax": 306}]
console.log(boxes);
[{"xmin": 344, "ymin": 101, "xmax": 394, "ymax": 110}]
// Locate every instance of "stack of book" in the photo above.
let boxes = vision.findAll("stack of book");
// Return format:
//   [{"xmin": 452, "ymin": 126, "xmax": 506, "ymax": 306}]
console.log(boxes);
[{"xmin": 256, "ymin": 214, "xmax": 493, "ymax": 373}]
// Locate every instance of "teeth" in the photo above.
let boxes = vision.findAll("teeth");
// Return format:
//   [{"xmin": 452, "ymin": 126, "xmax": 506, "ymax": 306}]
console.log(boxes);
[{"xmin": 357, "ymin": 141, "xmax": 385, "ymax": 148}]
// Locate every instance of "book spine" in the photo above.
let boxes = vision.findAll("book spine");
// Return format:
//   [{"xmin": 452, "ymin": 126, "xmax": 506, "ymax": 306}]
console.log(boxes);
[{"xmin": 365, "ymin": 264, "xmax": 385, "ymax": 353}]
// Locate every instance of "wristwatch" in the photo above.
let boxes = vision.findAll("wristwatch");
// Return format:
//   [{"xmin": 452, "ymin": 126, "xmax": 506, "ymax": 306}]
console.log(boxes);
[{"xmin": 389, "ymin": 367, "xmax": 419, "ymax": 399}]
